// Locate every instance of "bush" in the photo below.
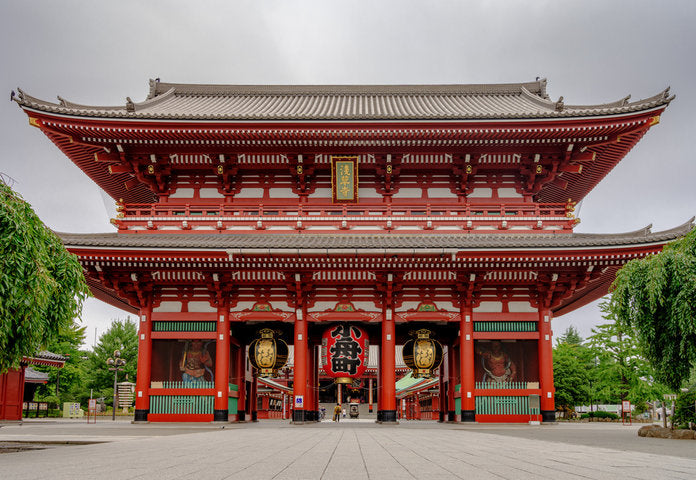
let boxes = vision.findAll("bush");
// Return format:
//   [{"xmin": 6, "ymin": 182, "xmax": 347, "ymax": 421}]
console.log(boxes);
[
  {"xmin": 673, "ymin": 390, "xmax": 696, "ymax": 428},
  {"xmin": 580, "ymin": 411, "xmax": 619, "ymax": 420}
]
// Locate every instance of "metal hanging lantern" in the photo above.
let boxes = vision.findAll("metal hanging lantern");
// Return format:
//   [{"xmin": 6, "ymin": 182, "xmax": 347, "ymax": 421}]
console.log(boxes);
[
  {"xmin": 321, "ymin": 324, "xmax": 369, "ymax": 384},
  {"xmin": 248, "ymin": 329, "xmax": 289, "ymax": 377},
  {"xmin": 403, "ymin": 329, "xmax": 443, "ymax": 378}
]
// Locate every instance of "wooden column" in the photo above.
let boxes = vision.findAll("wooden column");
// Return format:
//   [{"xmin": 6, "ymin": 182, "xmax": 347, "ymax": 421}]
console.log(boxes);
[
  {"xmin": 235, "ymin": 344, "xmax": 246, "ymax": 421},
  {"xmin": 292, "ymin": 306, "xmax": 308, "ymax": 423},
  {"xmin": 447, "ymin": 345, "xmax": 456, "ymax": 422},
  {"xmin": 460, "ymin": 307, "xmax": 475, "ymax": 422},
  {"xmin": 379, "ymin": 306, "xmax": 397, "ymax": 423},
  {"xmin": 538, "ymin": 308, "xmax": 556, "ymax": 422},
  {"xmin": 337, "ymin": 383, "xmax": 342, "ymax": 404},
  {"xmin": 213, "ymin": 303, "xmax": 230, "ymax": 422},
  {"xmin": 134, "ymin": 298, "xmax": 153, "ymax": 422},
  {"xmin": 306, "ymin": 342, "xmax": 316, "ymax": 422}
]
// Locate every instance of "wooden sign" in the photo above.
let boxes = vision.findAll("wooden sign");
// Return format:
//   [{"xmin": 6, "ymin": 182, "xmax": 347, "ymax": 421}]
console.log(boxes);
[{"xmin": 331, "ymin": 156, "xmax": 359, "ymax": 203}]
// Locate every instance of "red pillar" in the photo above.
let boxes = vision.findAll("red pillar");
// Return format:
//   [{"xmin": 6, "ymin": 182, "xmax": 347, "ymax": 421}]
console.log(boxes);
[
  {"xmin": 447, "ymin": 345, "xmax": 456, "ymax": 422},
  {"xmin": 134, "ymin": 298, "xmax": 153, "ymax": 422},
  {"xmin": 293, "ymin": 307, "xmax": 308, "ymax": 423},
  {"xmin": 539, "ymin": 308, "xmax": 556, "ymax": 422},
  {"xmin": 213, "ymin": 303, "xmax": 230, "ymax": 422},
  {"xmin": 379, "ymin": 306, "xmax": 397, "ymax": 423},
  {"xmin": 306, "ymin": 342, "xmax": 315, "ymax": 422},
  {"xmin": 368, "ymin": 378, "xmax": 373, "ymax": 412},
  {"xmin": 460, "ymin": 307, "xmax": 475, "ymax": 422},
  {"xmin": 235, "ymin": 345, "xmax": 246, "ymax": 421}
]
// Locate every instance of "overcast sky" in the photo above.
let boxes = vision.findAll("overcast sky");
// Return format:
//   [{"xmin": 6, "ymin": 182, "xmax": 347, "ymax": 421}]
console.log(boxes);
[{"xmin": 1, "ymin": 0, "xmax": 694, "ymax": 349}]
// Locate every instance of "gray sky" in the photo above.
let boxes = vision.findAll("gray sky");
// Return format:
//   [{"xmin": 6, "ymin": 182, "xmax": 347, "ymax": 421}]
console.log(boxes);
[{"xmin": 1, "ymin": 0, "xmax": 694, "ymax": 349}]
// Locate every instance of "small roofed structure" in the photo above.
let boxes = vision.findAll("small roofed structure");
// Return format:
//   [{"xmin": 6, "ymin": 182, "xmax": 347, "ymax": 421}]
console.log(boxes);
[{"xmin": 0, "ymin": 352, "xmax": 66, "ymax": 421}]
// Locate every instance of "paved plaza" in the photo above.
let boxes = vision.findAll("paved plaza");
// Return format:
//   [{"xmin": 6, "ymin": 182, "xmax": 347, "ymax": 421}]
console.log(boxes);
[{"xmin": 1, "ymin": 419, "xmax": 694, "ymax": 479}]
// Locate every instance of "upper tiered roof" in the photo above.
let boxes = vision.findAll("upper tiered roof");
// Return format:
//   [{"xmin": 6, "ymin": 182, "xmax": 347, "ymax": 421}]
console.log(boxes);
[{"xmin": 16, "ymin": 79, "xmax": 672, "ymax": 121}]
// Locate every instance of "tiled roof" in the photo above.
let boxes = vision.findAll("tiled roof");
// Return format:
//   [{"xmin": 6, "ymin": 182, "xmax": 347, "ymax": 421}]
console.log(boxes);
[
  {"xmin": 15, "ymin": 79, "xmax": 673, "ymax": 121},
  {"xmin": 24, "ymin": 367, "xmax": 49, "ymax": 383},
  {"xmin": 58, "ymin": 219, "xmax": 693, "ymax": 251},
  {"xmin": 35, "ymin": 351, "xmax": 66, "ymax": 362}
]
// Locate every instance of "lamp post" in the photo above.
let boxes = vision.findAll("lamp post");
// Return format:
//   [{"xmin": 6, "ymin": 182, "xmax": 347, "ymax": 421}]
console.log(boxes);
[{"xmin": 106, "ymin": 350, "xmax": 126, "ymax": 421}]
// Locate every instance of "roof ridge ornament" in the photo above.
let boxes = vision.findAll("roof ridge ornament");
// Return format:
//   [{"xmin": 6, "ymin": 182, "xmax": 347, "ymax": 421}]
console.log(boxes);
[
  {"xmin": 126, "ymin": 97, "xmax": 135, "ymax": 113},
  {"xmin": 555, "ymin": 96, "xmax": 564, "ymax": 112}
]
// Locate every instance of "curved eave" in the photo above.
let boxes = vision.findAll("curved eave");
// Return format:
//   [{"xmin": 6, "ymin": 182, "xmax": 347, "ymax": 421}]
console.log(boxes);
[
  {"xmin": 57, "ymin": 218, "xmax": 694, "ymax": 253},
  {"xmin": 14, "ymin": 81, "xmax": 673, "ymax": 121},
  {"xmin": 18, "ymin": 104, "xmax": 668, "ymax": 205}
]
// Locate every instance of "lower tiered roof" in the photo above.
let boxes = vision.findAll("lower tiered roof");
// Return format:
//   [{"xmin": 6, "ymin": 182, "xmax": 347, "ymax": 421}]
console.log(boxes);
[{"xmin": 58, "ymin": 220, "xmax": 693, "ymax": 251}]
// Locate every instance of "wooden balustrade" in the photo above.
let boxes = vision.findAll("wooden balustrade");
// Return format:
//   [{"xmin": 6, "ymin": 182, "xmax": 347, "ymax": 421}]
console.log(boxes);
[{"xmin": 113, "ymin": 201, "xmax": 575, "ymax": 233}]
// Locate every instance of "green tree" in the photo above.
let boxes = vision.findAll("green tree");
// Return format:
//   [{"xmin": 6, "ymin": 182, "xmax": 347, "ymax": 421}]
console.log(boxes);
[
  {"xmin": 587, "ymin": 301, "xmax": 668, "ymax": 407},
  {"xmin": 87, "ymin": 318, "xmax": 138, "ymax": 403},
  {"xmin": 673, "ymin": 390, "xmax": 696, "ymax": 428},
  {"xmin": 553, "ymin": 342, "xmax": 590, "ymax": 415},
  {"xmin": 556, "ymin": 325, "xmax": 583, "ymax": 346},
  {"xmin": 610, "ymin": 227, "xmax": 696, "ymax": 391},
  {"xmin": 34, "ymin": 320, "xmax": 91, "ymax": 405},
  {"xmin": 0, "ymin": 180, "xmax": 89, "ymax": 371}
]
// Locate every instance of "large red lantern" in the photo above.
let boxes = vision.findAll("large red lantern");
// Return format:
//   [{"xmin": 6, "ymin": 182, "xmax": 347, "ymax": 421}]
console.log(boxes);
[{"xmin": 321, "ymin": 324, "xmax": 369, "ymax": 384}]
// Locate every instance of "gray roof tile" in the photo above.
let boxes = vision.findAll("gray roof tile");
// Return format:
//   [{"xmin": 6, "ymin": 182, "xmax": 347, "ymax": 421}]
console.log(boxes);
[
  {"xmin": 16, "ymin": 79, "xmax": 673, "ymax": 121},
  {"xmin": 58, "ymin": 218, "xmax": 694, "ymax": 252}
]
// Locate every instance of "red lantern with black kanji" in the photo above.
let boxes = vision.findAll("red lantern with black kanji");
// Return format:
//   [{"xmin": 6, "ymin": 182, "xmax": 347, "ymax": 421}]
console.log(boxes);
[{"xmin": 321, "ymin": 324, "xmax": 369, "ymax": 384}]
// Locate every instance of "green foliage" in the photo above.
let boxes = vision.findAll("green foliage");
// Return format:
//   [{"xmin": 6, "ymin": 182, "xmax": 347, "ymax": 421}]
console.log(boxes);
[
  {"xmin": 587, "ymin": 301, "xmax": 668, "ymax": 406},
  {"xmin": 556, "ymin": 325, "xmax": 583, "ymax": 346},
  {"xmin": 34, "ymin": 320, "xmax": 89, "ymax": 404},
  {"xmin": 553, "ymin": 342, "xmax": 590, "ymax": 412},
  {"xmin": 673, "ymin": 390, "xmax": 696, "ymax": 428},
  {"xmin": 610, "ymin": 228, "xmax": 696, "ymax": 391},
  {"xmin": 580, "ymin": 411, "xmax": 619, "ymax": 420},
  {"xmin": 0, "ymin": 181, "xmax": 89, "ymax": 371},
  {"xmin": 87, "ymin": 318, "xmax": 138, "ymax": 397}
]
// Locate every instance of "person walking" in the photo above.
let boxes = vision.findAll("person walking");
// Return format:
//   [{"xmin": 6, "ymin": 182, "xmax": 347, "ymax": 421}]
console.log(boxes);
[{"xmin": 333, "ymin": 404, "xmax": 342, "ymax": 422}]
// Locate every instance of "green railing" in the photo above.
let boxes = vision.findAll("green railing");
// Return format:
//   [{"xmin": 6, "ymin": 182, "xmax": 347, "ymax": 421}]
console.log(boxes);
[
  {"xmin": 150, "ymin": 395, "xmax": 214, "ymax": 414},
  {"xmin": 152, "ymin": 321, "xmax": 217, "ymax": 332},
  {"xmin": 475, "ymin": 381, "xmax": 528, "ymax": 389},
  {"xmin": 476, "ymin": 396, "xmax": 539, "ymax": 415},
  {"xmin": 159, "ymin": 381, "xmax": 215, "ymax": 389},
  {"xmin": 474, "ymin": 321, "xmax": 537, "ymax": 332}
]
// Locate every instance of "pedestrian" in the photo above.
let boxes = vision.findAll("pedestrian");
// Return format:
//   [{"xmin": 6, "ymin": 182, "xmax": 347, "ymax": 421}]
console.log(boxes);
[
  {"xmin": 333, "ymin": 403, "xmax": 342, "ymax": 422},
  {"xmin": 342, "ymin": 407, "xmax": 346, "ymax": 419}
]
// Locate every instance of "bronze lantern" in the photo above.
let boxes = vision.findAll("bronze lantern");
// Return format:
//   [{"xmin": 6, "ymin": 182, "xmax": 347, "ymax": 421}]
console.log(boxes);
[
  {"xmin": 403, "ymin": 329, "xmax": 443, "ymax": 378},
  {"xmin": 248, "ymin": 329, "xmax": 289, "ymax": 377}
]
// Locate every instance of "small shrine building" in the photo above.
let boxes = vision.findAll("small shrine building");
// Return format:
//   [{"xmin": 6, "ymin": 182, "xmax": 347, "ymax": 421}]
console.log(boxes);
[{"xmin": 14, "ymin": 79, "xmax": 690, "ymax": 424}]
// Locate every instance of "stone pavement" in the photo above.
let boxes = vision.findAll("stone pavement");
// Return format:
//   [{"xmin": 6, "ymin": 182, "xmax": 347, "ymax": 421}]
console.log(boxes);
[{"xmin": 1, "ymin": 419, "xmax": 694, "ymax": 479}]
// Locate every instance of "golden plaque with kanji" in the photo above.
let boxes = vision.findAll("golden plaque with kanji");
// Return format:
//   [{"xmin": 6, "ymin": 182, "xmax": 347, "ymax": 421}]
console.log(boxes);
[{"xmin": 331, "ymin": 155, "xmax": 359, "ymax": 203}]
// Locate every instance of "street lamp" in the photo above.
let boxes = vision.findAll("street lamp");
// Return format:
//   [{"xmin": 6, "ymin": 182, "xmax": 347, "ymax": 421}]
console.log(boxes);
[{"xmin": 106, "ymin": 350, "xmax": 126, "ymax": 421}]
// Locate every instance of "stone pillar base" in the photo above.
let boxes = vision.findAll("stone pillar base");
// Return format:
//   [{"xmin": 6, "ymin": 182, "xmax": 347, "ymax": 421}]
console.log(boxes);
[
  {"xmin": 133, "ymin": 409, "xmax": 149, "ymax": 423},
  {"xmin": 461, "ymin": 410, "xmax": 475, "ymax": 422},
  {"xmin": 541, "ymin": 410, "xmax": 556, "ymax": 423},
  {"xmin": 378, "ymin": 410, "xmax": 398, "ymax": 423},
  {"xmin": 292, "ymin": 410, "xmax": 306, "ymax": 424},
  {"xmin": 213, "ymin": 409, "xmax": 228, "ymax": 422}
]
